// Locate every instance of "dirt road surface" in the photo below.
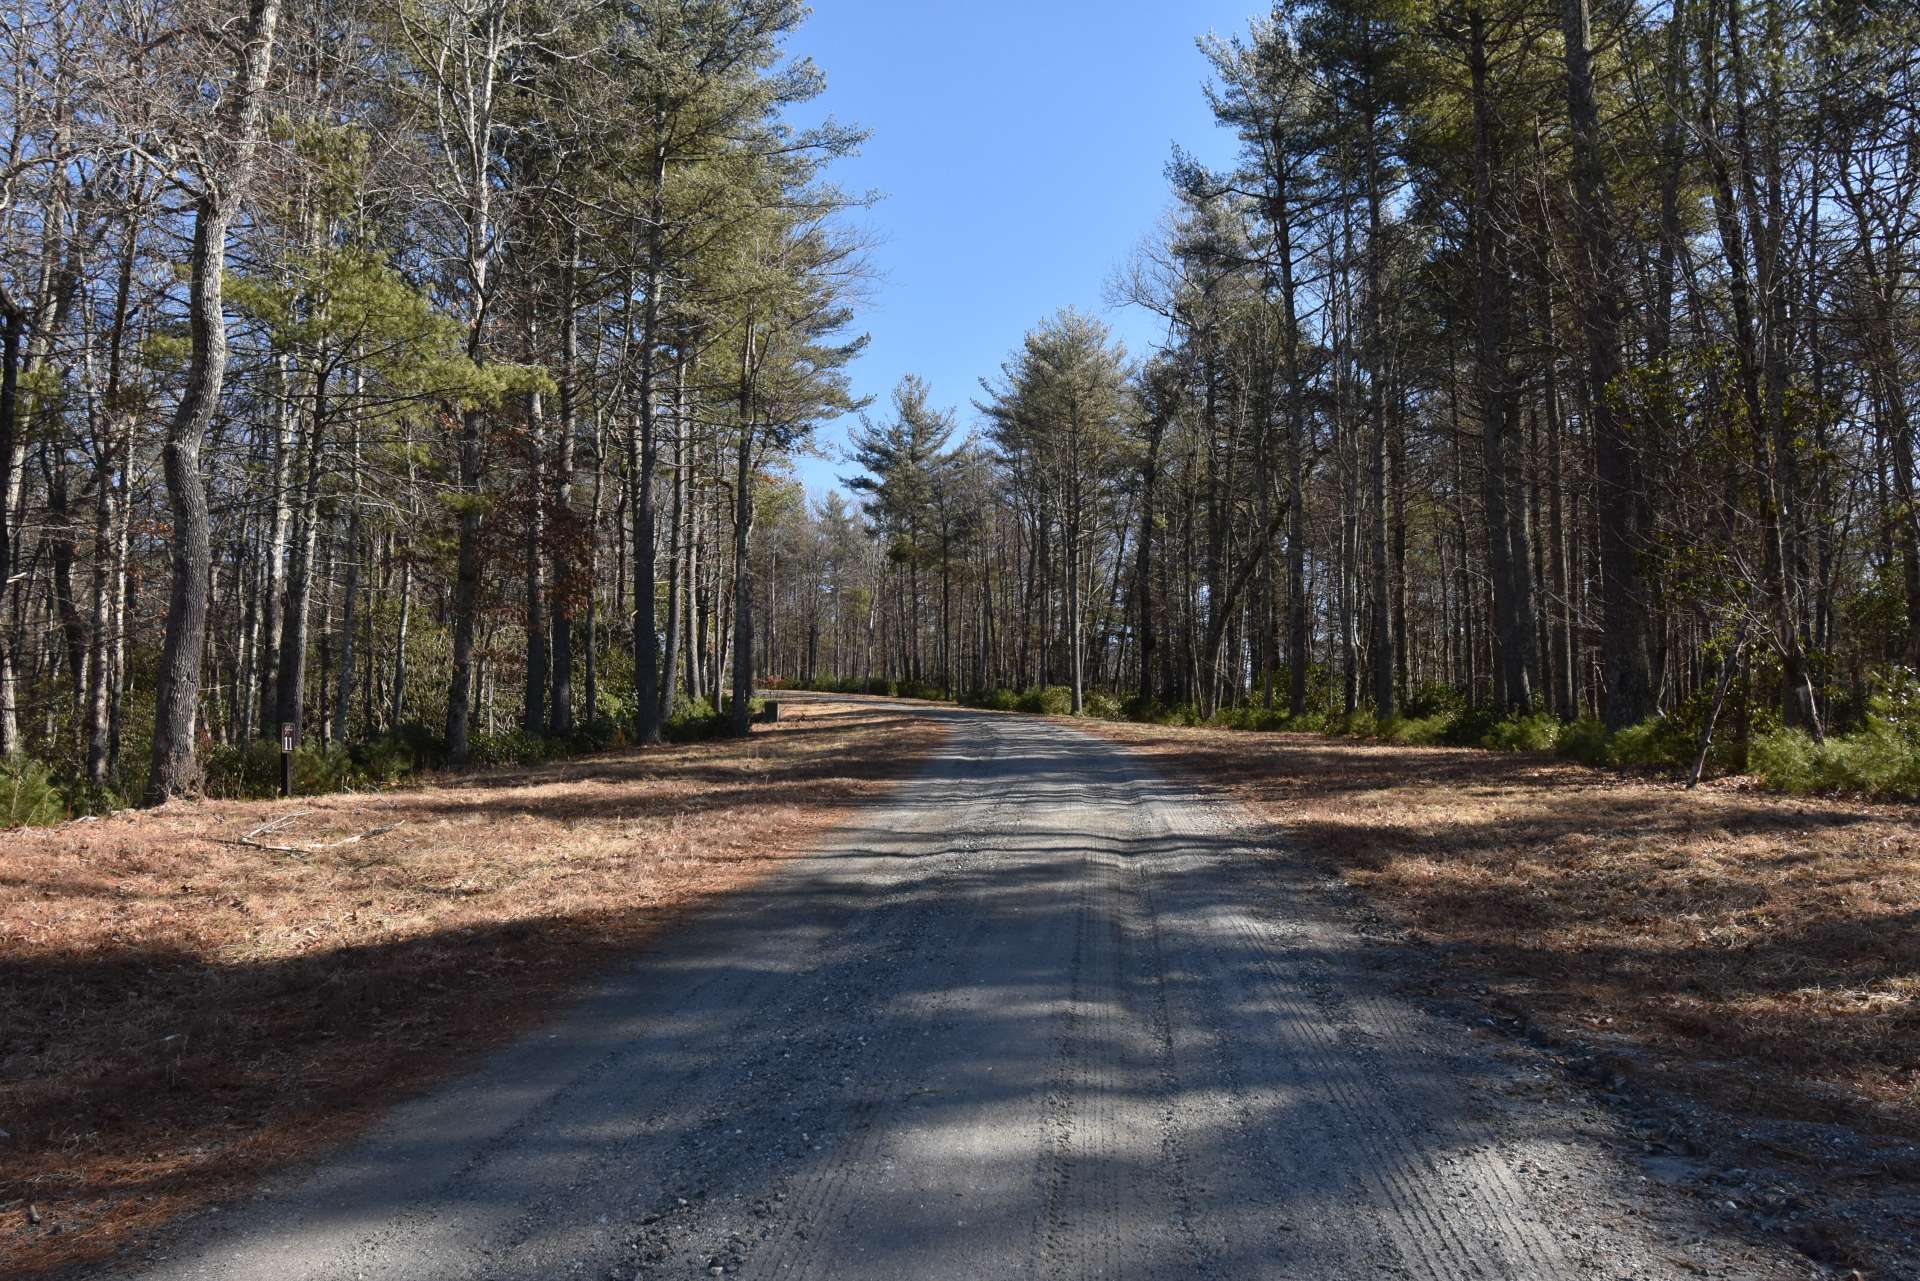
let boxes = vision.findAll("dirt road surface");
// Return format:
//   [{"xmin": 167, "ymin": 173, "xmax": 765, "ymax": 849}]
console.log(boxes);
[{"xmin": 116, "ymin": 698, "xmax": 1802, "ymax": 1280}]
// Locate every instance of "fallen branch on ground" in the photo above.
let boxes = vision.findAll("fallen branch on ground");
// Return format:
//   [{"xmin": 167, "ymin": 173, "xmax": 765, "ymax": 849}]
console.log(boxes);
[{"xmin": 230, "ymin": 811, "xmax": 402, "ymax": 856}]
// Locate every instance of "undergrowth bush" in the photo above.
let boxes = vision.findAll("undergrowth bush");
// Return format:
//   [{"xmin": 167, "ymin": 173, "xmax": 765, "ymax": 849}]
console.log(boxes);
[
  {"xmin": 1482, "ymin": 712, "xmax": 1563, "ymax": 753},
  {"xmin": 1403, "ymin": 681, "xmax": 1467, "ymax": 719},
  {"xmin": 61, "ymin": 779, "xmax": 125, "ymax": 818},
  {"xmin": 1555, "ymin": 717, "xmax": 1611, "ymax": 765},
  {"xmin": 570, "ymin": 716, "xmax": 626, "ymax": 752},
  {"xmin": 1436, "ymin": 706, "xmax": 1502, "ymax": 748},
  {"xmin": 467, "ymin": 730, "xmax": 565, "ymax": 769},
  {"xmin": 664, "ymin": 696, "xmax": 726, "ymax": 741},
  {"xmin": 892, "ymin": 679, "xmax": 946, "ymax": 702},
  {"xmin": 1334, "ymin": 707, "xmax": 1378, "ymax": 738},
  {"xmin": 1382, "ymin": 713, "xmax": 1453, "ymax": 746},
  {"xmin": 203, "ymin": 740, "xmax": 288, "ymax": 798},
  {"xmin": 662, "ymin": 695, "xmax": 768, "ymax": 741},
  {"xmin": 1871, "ymin": 666, "xmax": 1920, "ymax": 743},
  {"xmin": 1, "ymin": 757, "xmax": 66, "ymax": 827},
  {"xmin": 1750, "ymin": 671, "xmax": 1920, "ymax": 799},
  {"xmin": 1607, "ymin": 713, "xmax": 1697, "ymax": 770},
  {"xmin": 352, "ymin": 721, "xmax": 447, "ymax": 783},
  {"xmin": 204, "ymin": 741, "xmax": 363, "ymax": 799},
  {"xmin": 1017, "ymin": 686, "xmax": 1074, "ymax": 715}
]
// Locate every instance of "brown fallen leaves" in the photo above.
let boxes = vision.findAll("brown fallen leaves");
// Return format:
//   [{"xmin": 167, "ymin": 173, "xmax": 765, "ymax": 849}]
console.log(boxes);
[
  {"xmin": 0, "ymin": 698, "xmax": 944, "ymax": 1278},
  {"xmin": 1081, "ymin": 720, "xmax": 1918, "ymax": 1152}
]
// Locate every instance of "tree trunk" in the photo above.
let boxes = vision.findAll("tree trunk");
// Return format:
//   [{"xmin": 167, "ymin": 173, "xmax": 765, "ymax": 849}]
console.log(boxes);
[
  {"xmin": 1469, "ymin": 2, "xmax": 1536, "ymax": 713},
  {"xmin": 631, "ymin": 116, "xmax": 670, "ymax": 745},
  {"xmin": 730, "ymin": 427, "xmax": 755, "ymax": 737},
  {"xmin": 549, "ymin": 233, "xmax": 580, "ymax": 737},
  {"xmin": 660, "ymin": 350, "xmax": 688, "ymax": 721},
  {"xmin": 332, "ymin": 419, "xmax": 362, "ymax": 746},
  {"xmin": 0, "ymin": 291, "xmax": 21, "ymax": 757},
  {"xmin": 523, "ymin": 383, "xmax": 548, "ymax": 736},
  {"xmin": 146, "ymin": 0, "xmax": 282, "ymax": 802},
  {"xmin": 1135, "ymin": 415, "xmax": 1162, "ymax": 704},
  {"xmin": 1364, "ymin": 78, "xmax": 1395, "ymax": 719},
  {"xmin": 1560, "ymin": 0, "xmax": 1653, "ymax": 728}
]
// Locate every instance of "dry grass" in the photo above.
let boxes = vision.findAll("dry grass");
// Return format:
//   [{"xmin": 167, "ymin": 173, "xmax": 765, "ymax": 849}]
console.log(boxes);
[
  {"xmin": 0, "ymin": 698, "xmax": 944, "ymax": 1278},
  {"xmin": 1081, "ymin": 719, "xmax": 1920, "ymax": 1151}
]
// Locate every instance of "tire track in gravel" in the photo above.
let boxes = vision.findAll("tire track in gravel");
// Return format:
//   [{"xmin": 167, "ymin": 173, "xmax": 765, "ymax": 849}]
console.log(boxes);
[{"xmin": 1132, "ymin": 777, "xmax": 1570, "ymax": 1279}]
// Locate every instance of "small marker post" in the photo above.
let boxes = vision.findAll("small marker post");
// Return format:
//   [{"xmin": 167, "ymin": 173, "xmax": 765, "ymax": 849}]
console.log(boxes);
[{"xmin": 279, "ymin": 721, "xmax": 296, "ymax": 798}]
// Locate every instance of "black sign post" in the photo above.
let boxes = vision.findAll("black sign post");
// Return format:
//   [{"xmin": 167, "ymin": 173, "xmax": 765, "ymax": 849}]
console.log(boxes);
[{"xmin": 280, "ymin": 721, "xmax": 296, "ymax": 798}]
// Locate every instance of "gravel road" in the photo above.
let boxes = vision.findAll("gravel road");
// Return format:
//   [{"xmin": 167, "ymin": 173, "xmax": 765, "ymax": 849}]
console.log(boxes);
[{"xmin": 120, "ymin": 699, "xmax": 1804, "ymax": 1280}]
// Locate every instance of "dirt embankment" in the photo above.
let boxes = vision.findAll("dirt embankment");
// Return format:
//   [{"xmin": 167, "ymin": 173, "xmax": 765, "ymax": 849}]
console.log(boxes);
[{"xmin": 0, "ymin": 697, "xmax": 945, "ymax": 1278}]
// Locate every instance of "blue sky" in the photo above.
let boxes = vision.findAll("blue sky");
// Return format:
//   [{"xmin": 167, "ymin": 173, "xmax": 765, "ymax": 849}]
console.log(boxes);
[{"xmin": 786, "ymin": 0, "xmax": 1259, "ymax": 500}]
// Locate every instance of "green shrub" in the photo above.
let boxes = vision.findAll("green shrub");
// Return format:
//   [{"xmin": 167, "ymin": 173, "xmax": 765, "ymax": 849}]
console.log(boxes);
[
  {"xmin": 1607, "ymin": 713, "xmax": 1695, "ymax": 770},
  {"xmin": 1437, "ymin": 705, "xmax": 1503, "ymax": 748},
  {"xmin": 1749, "ymin": 727, "xmax": 1822, "ymax": 795},
  {"xmin": 295, "ymin": 746, "xmax": 359, "ymax": 794},
  {"xmin": 568, "ymin": 716, "xmax": 625, "ymax": 753},
  {"xmin": 62, "ymin": 780, "xmax": 126, "ymax": 818},
  {"xmin": 1015, "ymin": 686, "xmax": 1074, "ymax": 715},
  {"xmin": 664, "ymin": 696, "xmax": 726, "ymax": 742},
  {"xmin": 204, "ymin": 740, "xmax": 287, "ymax": 798},
  {"xmin": 1841, "ymin": 726, "xmax": 1920, "ymax": 796},
  {"xmin": 1206, "ymin": 704, "xmax": 1291, "ymax": 732},
  {"xmin": 592, "ymin": 687, "xmax": 633, "ymax": 728},
  {"xmin": 1483, "ymin": 713, "xmax": 1564, "ymax": 753},
  {"xmin": 1556, "ymin": 717, "xmax": 1611, "ymax": 765},
  {"xmin": 893, "ymin": 680, "xmax": 946, "ymax": 702},
  {"xmin": 466, "ymin": 730, "xmax": 562, "ymax": 769},
  {"xmin": 205, "ymin": 740, "xmax": 364, "ymax": 799},
  {"xmin": 1333, "ymin": 707, "xmax": 1378, "ymax": 738},
  {"xmin": 351, "ymin": 721, "xmax": 446, "ymax": 784},
  {"xmin": 667, "ymin": 693, "xmax": 714, "ymax": 721},
  {"xmin": 1, "ymin": 757, "xmax": 66, "ymax": 828},
  {"xmin": 1867, "ymin": 665, "xmax": 1920, "ymax": 744},
  {"xmin": 1123, "ymin": 699, "xmax": 1199, "ymax": 725},
  {"xmin": 1751, "ymin": 724, "xmax": 1920, "ymax": 799},
  {"xmin": 660, "ymin": 694, "xmax": 768, "ymax": 742},
  {"xmin": 1403, "ymin": 681, "xmax": 1467, "ymax": 719},
  {"xmin": 1081, "ymin": 691, "xmax": 1125, "ymax": 719},
  {"xmin": 355, "ymin": 737, "xmax": 415, "ymax": 785},
  {"xmin": 1383, "ymin": 712, "xmax": 1455, "ymax": 745}
]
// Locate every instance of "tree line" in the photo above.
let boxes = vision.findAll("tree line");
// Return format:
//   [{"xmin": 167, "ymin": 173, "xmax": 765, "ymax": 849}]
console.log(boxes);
[
  {"xmin": 772, "ymin": 0, "xmax": 1920, "ymax": 775},
  {"xmin": 4, "ymin": 0, "xmax": 1917, "ymax": 816},
  {"xmin": 0, "ymin": 0, "xmax": 867, "ymax": 807}
]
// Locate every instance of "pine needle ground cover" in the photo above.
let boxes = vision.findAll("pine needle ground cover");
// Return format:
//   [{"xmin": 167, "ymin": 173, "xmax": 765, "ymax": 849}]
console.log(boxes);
[
  {"xmin": 1082, "ymin": 719, "xmax": 1918, "ymax": 1160},
  {"xmin": 0, "ymin": 699, "xmax": 945, "ymax": 1278}
]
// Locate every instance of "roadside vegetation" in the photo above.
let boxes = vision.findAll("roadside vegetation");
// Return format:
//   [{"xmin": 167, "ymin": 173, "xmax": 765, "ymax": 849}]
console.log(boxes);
[
  {"xmin": 776, "ymin": 667, "xmax": 1920, "ymax": 802},
  {"xmin": 0, "ymin": 698, "xmax": 941, "ymax": 1278},
  {"xmin": 0, "ymin": 697, "xmax": 770, "ymax": 830}
]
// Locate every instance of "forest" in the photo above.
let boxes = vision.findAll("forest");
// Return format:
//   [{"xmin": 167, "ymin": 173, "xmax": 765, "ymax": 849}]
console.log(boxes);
[{"xmin": 2, "ymin": 0, "xmax": 1918, "ymax": 816}]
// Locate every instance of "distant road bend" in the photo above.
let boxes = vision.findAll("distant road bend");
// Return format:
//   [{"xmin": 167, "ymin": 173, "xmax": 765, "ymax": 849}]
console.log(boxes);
[{"xmin": 123, "ymin": 694, "xmax": 1792, "ymax": 1280}]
